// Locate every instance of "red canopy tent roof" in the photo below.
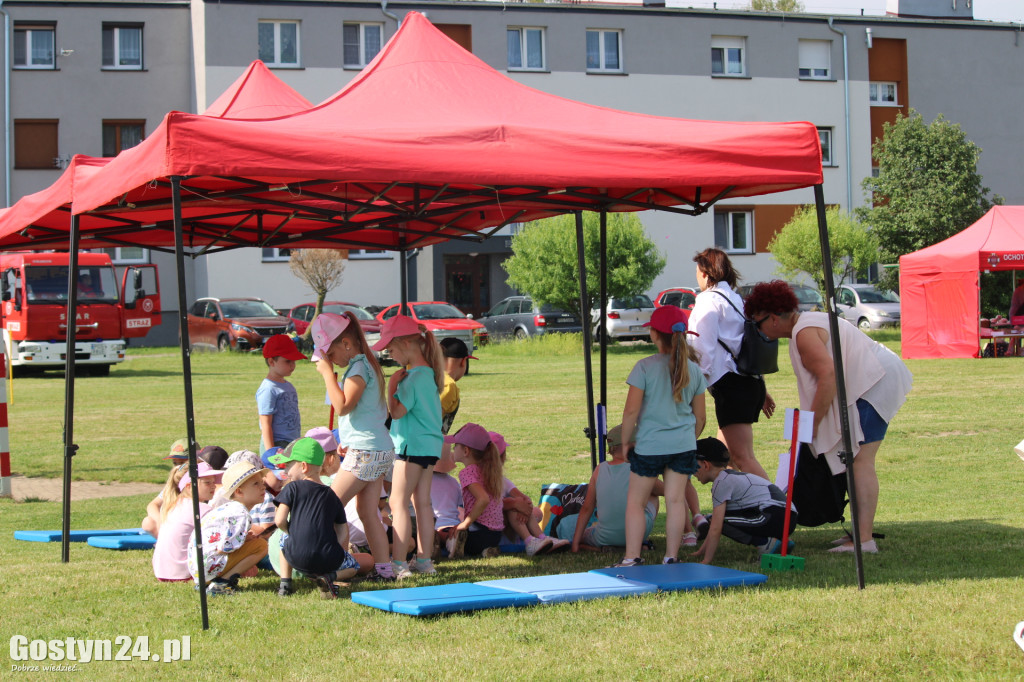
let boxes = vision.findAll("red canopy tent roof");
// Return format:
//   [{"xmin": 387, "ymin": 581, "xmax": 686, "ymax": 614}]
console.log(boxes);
[
  {"xmin": 0, "ymin": 61, "xmax": 312, "ymax": 248},
  {"xmin": 0, "ymin": 12, "xmax": 821, "ymax": 254},
  {"xmin": 899, "ymin": 206, "xmax": 1024, "ymax": 358}
]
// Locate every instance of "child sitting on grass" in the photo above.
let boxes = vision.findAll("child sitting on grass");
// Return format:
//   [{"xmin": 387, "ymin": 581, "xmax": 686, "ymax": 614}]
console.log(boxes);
[
  {"xmin": 141, "ymin": 437, "xmax": 191, "ymax": 538},
  {"xmin": 153, "ymin": 462, "xmax": 222, "ymax": 582},
  {"xmin": 272, "ymin": 438, "xmax": 367, "ymax": 599},
  {"xmin": 691, "ymin": 437, "xmax": 796, "ymax": 564},
  {"xmin": 188, "ymin": 461, "xmax": 269, "ymax": 595},
  {"xmin": 445, "ymin": 423, "xmax": 505, "ymax": 559},
  {"xmin": 492, "ymin": 430, "xmax": 568, "ymax": 556}
]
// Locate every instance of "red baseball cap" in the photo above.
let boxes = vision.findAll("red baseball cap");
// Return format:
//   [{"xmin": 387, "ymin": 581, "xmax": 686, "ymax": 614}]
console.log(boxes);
[
  {"xmin": 262, "ymin": 334, "xmax": 307, "ymax": 361},
  {"xmin": 644, "ymin": 306, "xmax": 691, "ymax": 335}
]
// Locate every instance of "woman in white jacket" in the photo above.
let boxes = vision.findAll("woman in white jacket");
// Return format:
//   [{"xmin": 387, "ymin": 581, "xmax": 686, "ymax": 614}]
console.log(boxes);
[
  {"xmin": 688, "ymin": 248, "xmax": 774, "ymax": 480},
  {"xmin": 744, "ymin": 280, "xmax": 912, "ymax": 553}
]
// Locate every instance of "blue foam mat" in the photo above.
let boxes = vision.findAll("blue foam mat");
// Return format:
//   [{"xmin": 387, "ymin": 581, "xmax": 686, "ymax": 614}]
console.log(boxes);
[
  {"xmin": 351, "ymin": 582, "xmax": 539, "ymax": 616},
  {"xmin": 14, "ymin": 528, "xmax": 146, "ymax": 543},
  {"xmin": 86, "ymin": 534, "xmax": 156, "ymax": 550},
  {"xmin": 478, "ymin": 571, "xmax": 658, "ymax": 603},
  {"xmin": 589, "ymin": 562, "xmax": 767, "ymax": 591}
]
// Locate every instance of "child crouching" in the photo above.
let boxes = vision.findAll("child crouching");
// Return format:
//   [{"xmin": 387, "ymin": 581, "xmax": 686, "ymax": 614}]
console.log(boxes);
[{"xmin": 446, "ymin": 423, "xmax": 504, "ymax": 559}]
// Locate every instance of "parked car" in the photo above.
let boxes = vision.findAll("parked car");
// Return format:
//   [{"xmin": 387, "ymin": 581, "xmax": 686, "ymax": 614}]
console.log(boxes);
[
  {"xmin": 654, "ymin": 287, "xmax": 698, "ymax": 310},
  {"xmin": 480, "ymin": 296, "xmax": 583, "ymax": 341},
  {"xmin": 736, "ymin": 283, "xmax": 824, "ymax": 313},
  {"xmin": 592, "ymin": 294, "xmax": 655, "ymax": 340},
  {"xmin": 376, "ymin": 301, "xmax": 487, "ymax": 351},
  {"xmin": 287, "ymin": 301, "xmax": 382, "ymax": 347},
  {"xmin": 187, "ymin": 297, "xmax": 293, "ymax": 351},
  {"xmin": 835, "ymin": 284, "xmax": 901, "ymax": 330}
]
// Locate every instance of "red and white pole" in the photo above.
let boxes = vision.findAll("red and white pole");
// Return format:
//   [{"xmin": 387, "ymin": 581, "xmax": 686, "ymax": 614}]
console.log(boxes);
[{"xmin": 0, "ymin": 336, "xmax": 10, "ymax": 498}]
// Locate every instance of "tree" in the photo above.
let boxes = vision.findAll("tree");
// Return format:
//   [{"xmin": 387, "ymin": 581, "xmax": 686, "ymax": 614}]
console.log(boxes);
[
  {"xmin": 503, "ymin": 212, "xmax": 666, "ymax": 323},
  {"xmin": 288, "ymin": 249, "xmax": 348, "ymax": 336},
  {"xmin": 857, "ymin": 110, "xmax": 1001, "ymax": 290},
  {"xmin": 750, "ymin": 0, "xmax": 805, "ymax": 11},
  {"xmin": 768, "ymin": 206, "xmax": 877, "ymax": 297}
]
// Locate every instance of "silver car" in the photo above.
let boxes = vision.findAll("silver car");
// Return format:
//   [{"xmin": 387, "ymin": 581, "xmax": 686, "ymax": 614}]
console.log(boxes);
[
  {"xmin": 592, "ymin": 294, "xmax": 655, "ymax": 340},
  {"xmin": 835, "ymin": 285, "xmax": 901, "ymax": 331}
]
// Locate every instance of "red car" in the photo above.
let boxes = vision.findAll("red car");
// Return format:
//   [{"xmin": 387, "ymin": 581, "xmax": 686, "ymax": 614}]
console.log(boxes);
[
  {"xmin": 654, "ymin": 287, "xmax": 699, "ymax": 310},
  {"xmin": 186, "ymin": 297, "xmax": 293, "ymax": 351},
  {"xmin": 376, "ymin": 301, "xmax": 487, "ymax": 351},
  {"xmin": 287, "ymin": 301, "xmax": 381, "ymax": 336}
]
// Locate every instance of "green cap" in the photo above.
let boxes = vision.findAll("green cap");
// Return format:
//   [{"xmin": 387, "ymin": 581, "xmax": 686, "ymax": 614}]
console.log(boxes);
[{"xmin": 268, "ymin": 437, "xmax": 325, "ymax": 467}]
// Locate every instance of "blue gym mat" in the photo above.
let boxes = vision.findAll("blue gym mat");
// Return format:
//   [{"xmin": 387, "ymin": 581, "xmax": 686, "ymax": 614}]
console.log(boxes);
[
  {"xmin": 589, "ymin": 562, "xmax": 767, "ymax": 591},
  {"xmin": 14, "ymin": 528, "xmax": 147, "ymax": 543},
  {"xmin": 86, "ymin": 534, "xmax": 157, "ymax": 550},
  {"xmin": 478, "ymin": 571, "xmax": 658, "ymax": 604},
  {"xmin": 351, "ymin": 582, "xmax": 540, "ymax": 616}
]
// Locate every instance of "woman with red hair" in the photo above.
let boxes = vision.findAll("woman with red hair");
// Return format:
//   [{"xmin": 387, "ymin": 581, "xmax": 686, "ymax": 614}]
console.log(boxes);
[{"xmin": 744, "ymin": 280, "xmax": 912, "ymax": 553}]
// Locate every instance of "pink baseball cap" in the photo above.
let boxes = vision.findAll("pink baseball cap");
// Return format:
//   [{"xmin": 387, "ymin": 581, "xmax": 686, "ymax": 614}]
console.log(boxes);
[
  {"xmin": 178, "ymin": 461, "xmax": 224, "ymax": 491},
  {"xmin": 309, "ymin": 313, "xmax": 351, "ymax": 362},
  {"xmin": 371, "ymin": 314, "xmax": 421, "ymax": 352},
  {"xmin": 443, "ymin": 422, "xmax": 492, "ymax": 452},
  {"xmin": 488, "ymin": 431, "xmax": 507, "ymax": 456},
  {"xmin": 305, "ymin": 426, "xmax": 339, "ymax": 454}
]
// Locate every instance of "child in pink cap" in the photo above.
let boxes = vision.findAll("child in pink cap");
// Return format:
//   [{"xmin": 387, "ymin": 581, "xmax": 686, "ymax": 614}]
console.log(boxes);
[
  {"xmin": 152, "ymin": 462, "xmax": 223, "ymax": 582},
  {"xmin": 445, "ymin": 423, "xmax": 505, "ymax": 559},
  {"xmin": 310, "ymin": 312, "xmax": 397, "ymax": 582}
]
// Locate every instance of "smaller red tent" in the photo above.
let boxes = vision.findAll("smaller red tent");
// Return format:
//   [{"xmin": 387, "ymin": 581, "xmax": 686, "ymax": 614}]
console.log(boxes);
[{"xmin": 899, "ymin": 206, "xmax": 1024, "ymax": 358}]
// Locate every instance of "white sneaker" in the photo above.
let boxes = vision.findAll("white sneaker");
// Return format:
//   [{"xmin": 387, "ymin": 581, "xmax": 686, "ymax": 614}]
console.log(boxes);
[
  {"xmin": 410, "ymin": 558, "xmax": 436, "ymax": 574},
  {"xmin": 525, "ymin": 536, "xmax": 554, "ymax": 557},
  {"xmin": 393, "ymin": 561, "xmax": 414, "ymax": 579}
]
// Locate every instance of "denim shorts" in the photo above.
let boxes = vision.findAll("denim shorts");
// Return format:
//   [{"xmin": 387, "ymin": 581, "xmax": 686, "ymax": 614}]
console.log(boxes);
[
  {"xmin": 341, "ymin": 448, "xmax": 395, "ymax": 482},
  {"xmin": 629, "ymin": 449, "xmax": 698, "ymax": 478},
  {"xmin": 856, "ymin": 399, "xmax": 888, "ymax": 444}
]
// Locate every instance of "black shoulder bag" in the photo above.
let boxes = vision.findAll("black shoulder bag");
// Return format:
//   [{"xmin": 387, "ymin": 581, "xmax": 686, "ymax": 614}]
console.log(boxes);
[{"xmin": 712, "ymin": 290, "xmax": 779, "ymax": 376}]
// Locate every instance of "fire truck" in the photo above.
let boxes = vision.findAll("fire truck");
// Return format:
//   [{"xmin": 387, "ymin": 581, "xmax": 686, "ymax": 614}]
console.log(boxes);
[{"xmin": 0, "ymin": 252, "xmax": 160, "ymax": 375}]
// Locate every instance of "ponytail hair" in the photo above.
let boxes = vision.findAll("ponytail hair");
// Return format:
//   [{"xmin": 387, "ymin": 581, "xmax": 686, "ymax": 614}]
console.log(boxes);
[
  {"xmin": 336, "ymin": 310, "xmax": 386, "ymax": 404},
  {"xmin": 654, "ymin": 328, "xmax": 701, "ymax": 402},
  {"xmin": 159, "ymin": 463, "xmax": 190, "ymax": 522},
  {"xmin": 468, "ymin": 442, "xmax": 504, "ymax": 500},
  {"xmin": 418, "ymin": 325, "xmax": 445, "ymax": 393}
]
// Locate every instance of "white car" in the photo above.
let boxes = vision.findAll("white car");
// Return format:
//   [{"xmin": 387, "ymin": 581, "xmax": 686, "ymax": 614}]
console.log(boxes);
[
  {"xmin": 592, "ymin": 295, "xmax": 655, "ymax": 340},
  {"xmin": 836, "ymin": 285, "xmax": 901, "ymax": 331}
]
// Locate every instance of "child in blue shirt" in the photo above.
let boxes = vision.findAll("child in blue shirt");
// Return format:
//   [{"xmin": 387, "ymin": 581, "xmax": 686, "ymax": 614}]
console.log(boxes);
[
  {"xmin": 257, "ymin": 335, "xmax": 306, "ymax": 454},
  {"xmin": 618, "ymin": 305, "xmax": 707, "ymax": 567}
]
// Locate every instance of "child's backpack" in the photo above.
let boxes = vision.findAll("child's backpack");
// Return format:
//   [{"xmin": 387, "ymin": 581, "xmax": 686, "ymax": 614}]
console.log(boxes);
[
  {"xmin": 792, "ymin": 444, "xmax": 848, "ymax": 527},
  {"xmin": 538, "ymin": 483, "xmax": 588, "ymax": 538}
]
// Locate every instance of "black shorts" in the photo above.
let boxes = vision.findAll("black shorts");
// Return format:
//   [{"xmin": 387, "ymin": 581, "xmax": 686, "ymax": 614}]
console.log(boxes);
[{"xmin": 709, "ymin": 372, "xmax": 766, "ymax": 428}]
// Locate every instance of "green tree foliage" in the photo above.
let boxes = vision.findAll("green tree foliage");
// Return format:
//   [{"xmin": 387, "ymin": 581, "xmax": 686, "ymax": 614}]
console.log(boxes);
[
  {"xmin": 857, "ymin": 110, "xmax": 1001, "ymax": 290},
  {"xmin": 750, "ymin": 0, "xmax": 805, "ymax": 11},
  {"xmin": 503, "ymin": 212, "xmax": 666, "ymax": 322},
  {"xmin": 768, "ymin": 206, "xmax": 877, "ymax": 296}
]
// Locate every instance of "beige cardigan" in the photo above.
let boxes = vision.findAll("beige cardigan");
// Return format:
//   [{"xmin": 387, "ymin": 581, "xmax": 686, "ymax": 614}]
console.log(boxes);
[{"xmin": 790, "ymin": 313, "xmax": 913, "ymax": 474}]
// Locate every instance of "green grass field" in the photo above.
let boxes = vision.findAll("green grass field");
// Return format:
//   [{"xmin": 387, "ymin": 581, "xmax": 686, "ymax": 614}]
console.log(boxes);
[{"xmin": 2, "ymin": 335, "xmax": 1023, "ymax": 680}]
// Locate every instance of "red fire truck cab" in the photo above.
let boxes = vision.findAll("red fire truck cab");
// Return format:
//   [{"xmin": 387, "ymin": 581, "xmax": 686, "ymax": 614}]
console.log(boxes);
[{"xmin": 0, "ymin": 252, "xmax": 160, "ymax": 375}]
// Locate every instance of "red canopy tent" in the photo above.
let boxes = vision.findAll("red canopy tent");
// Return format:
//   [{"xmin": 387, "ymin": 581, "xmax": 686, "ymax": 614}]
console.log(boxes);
[{"xmin": 899, "ymin": 206, "xmax": 1024, "ymax": 359}]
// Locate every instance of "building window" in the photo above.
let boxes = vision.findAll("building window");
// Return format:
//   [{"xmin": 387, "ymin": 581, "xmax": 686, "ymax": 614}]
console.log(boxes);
[
  {"xmin": 798, "ymin": 39, "xmax": 830, "ymax": 79},
  {"xmin": 258, "ymin": 20, "xmax": 300, "ymax": 67},
  {"xmin": 343, "ymin": 22, "xmax": 382, "ymax": 68},
  {"xmin": 818, "ymin": 127, "xmax": 834, "ymax": 166},
  {"xmin": 96, "ymin": 247, "xmax": 149, "ymax": 264},
  {"xmin": 261, "ymin": 248, "xmax": 292, "ymax": 262},
  {"xmin": 508, "ymin": 27, "xmax": 545, "ymax": 71},
  {"xmin": 14, "ymin": 25, "xmax": 55, "ymax": 69},
  {"xmin": 714, "ymin": 211, "xmax": 753, "ymax": 254},
  {"xmin": 869, "ymin": 81, "xmax": 898, "ymax": 106},
  {"xmin": 586, "ymin": 29, "xmax": 622, "ymax": 73},
  {"xmin": 711, "ymin": 36, "xmax": 746, "ymax": 76},
  {"xmin": 14, "ymin": 119, "xmax": 58, "ymax": 169},
  {"xmin": 102, "ymin": 120, "xmax": 144, "ymax": 157},
  {"xmin": 102, "ymin": 25, "xmax": 143, "ymax": 69},
  {"xmin": 349, "ymin": 249, "xmax": 392, "ymax": 260}
]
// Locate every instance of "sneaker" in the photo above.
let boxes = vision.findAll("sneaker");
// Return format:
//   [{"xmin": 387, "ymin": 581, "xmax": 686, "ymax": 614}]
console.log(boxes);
[
  {"xmin": 758, "ymin": 538, "xmax": 796, "ymax": 556},
  {"xmin": 481, "ymin": 547, "xmax": 501, "ymax": 559},
  {"xmin": 365, "ymin": 564, "xmax": 397, "ymax": 582},
  {"xmin": 682, "ymin": 531, "xmax": 698, "ymax": 548},
  {"xmin": 548, "ymin": 538, "xmax": 571, "ymax": 554},
  {"xmin": 693, "ymin": 514, "xmax": 710, "ymax": 541},
  {"xmin": 525, "ymin": 536, "xmax": 554, "ymax": 557},
  {"xmin": 609, "ymin": 557, "xmax": 644, "ymax": 568},
  {"xmin": 662, "ymin": 556, "xmax": 678, "ymax": 565},
  {"xmin": 314, "ymin": 574, "xmax": 339, "ymax": 600},
  {"xmin": 393, "ymin": 561, "xmax": 414, "ymax": 580},
  {"xmin": 225, "ymin": 574, "xmax": 241, "ymax": 589},
  {"xmin": 447, "ymin": 529, "xmax": 467, "ymax": 560},
  {"xmin": 206, "ymin": 578, "xmax": 234, "ymax": 596},
  {"xmin": 277, "ymin": 581, "xmax": 293, "ymax": 597},
  {"xmin": 411, "ymin": 558, "xmax": 436, "ymax": 575}
]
